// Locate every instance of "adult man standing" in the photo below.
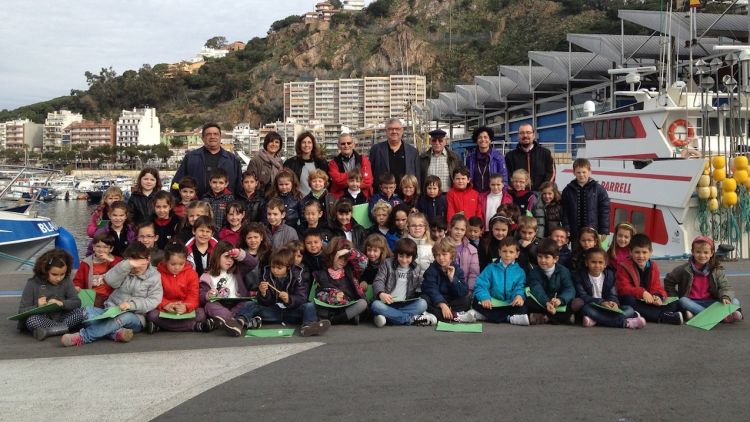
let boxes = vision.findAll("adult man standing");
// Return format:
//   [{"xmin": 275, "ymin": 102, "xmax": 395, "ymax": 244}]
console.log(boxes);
[
  {"xmin": 328, "ymin": 133, "xmax": 373, "ymax": 198},
  {"xmin": 419, "ymin": 129, "xmax": 459, "ymax": 192},
  {"xmin": 171, "ymin": 123, "xmax": 243, "ymax": 198},
  {"xmin": 369, "ymin": 118, "xmax": 420, "ymax": 192},
  {"xmin": 504, "ymin": 123, "xmax": 555, "ymax": 191}
]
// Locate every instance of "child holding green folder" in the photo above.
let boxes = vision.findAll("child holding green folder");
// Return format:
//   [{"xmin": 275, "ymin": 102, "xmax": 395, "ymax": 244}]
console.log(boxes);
[
  {"xmin": 525, "ymin": 238, "xmax": 576, "ymax": 325},
  {"xmin": 17, "ymin": 249, "xmax": 84, "ymax": 341},
  {"xmin": 664, "ymin": 236, "xmax": 742, "ymax": 323},
  {"xmin": 571, "ymin": 247, "xmax": 645, "ymax": 329},
  {"xmin": 312, "ymin": 237, "xmax": 369, "ymax": 325}
]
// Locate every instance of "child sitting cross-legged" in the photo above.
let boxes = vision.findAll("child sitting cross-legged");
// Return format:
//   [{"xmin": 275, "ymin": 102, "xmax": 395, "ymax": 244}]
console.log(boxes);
[
  {"xmin": 524, "ymin": 238, "xmax": 576, "ymax": 325},
  {"xmin": 421, "ymin": 238, "xmax": 470, "ymax": 322},
  {"xmin": 313, "ymin": 237, "xmax": 369, "ymax": 325}
]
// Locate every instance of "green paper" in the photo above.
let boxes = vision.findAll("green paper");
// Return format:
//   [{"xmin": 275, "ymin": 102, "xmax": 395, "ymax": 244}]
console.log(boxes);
[
  {"xmin": 78, "ymin": 289, "xmax": 96, "ymax": 308},
  {"xmin": 314, "ymin": 298, "xmax": 355, "ymax": 308},
  {"xmin": 209, "ymin": 296, "xmax": 254, "ymax": 303},
  {"xmin": 436, "ymin": 322, "xmax": 483, "ymax": 333},
  {"xmin": 686, "ymin": 302, "xmax": 739, "ymax": 330},
  {"xmin": 663, "ymin": 297, "xmax": 678, "ymax": 305},
  {"xmin": 592, "ymin": 303, "xmax": 625, "ymax": 314},
  {"xmin": 159, "ymin": 311, "xmax": 196, "ymax": 320},
  {"xmin": 365, "ymin": 284, "xmax": 373, "ymax": 302},
  {"xmin": 391, "ymin": 297, "xmax": 420, "ymax": 304},
  {"xmin": 7, "ymin": 303, "xmax": 62, "ymax": 321},
  {"xmin": 524, "ymin": 287, "xmax": 566, "ymax": 312},
  {"xmin": 490, "ymin": 298, "xmax": 512, "ymax": 308},
  {"xmin": 352, "ymin": 203, "xmax": 373, "ymax": 229},
  {"xmin": 85, "ymin": 306, "xmax": 128, "ymax": 322},
  {"xmin": 245, "ymin": 328, "xmax": 296, "ymax": 338}
]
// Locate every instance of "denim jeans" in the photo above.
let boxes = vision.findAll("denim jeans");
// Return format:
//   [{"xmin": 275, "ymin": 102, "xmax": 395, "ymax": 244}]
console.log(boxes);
[
  {"xmin": 237, "ymin": 301, "xmax": 318, "ymax": 325},
  {"xmin": 581, "ymin": 303, "xmax": 636, "ymax": 328},
  {"xmin": 81, "ymin": 306, "xmax": 143, "ymax": 343},
  {"xmin": 679, "ymin": 297, "xmax": 741, "ymax": 315},
  {"xmin": 370, "ymin": 299, "xmax": 427, "ymax": 325}
]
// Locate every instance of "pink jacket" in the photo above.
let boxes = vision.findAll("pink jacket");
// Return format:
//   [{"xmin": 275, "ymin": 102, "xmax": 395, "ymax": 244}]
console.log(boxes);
[{"xmin": 455, "ymin": 238, "xmax": 480, "ymax": 291}]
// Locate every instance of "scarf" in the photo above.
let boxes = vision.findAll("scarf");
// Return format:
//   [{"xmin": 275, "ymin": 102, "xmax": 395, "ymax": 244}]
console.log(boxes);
[
  {"xmin": 256, "ymin": 148, "xmax": 283, "ymax": 180},
  {"xmin": 689, "ymin": 257, "xmax": 710, "ymax": 276},
  {"xmin": 327, "ymin": 268, "xmax": 345, "ymax": 280}
]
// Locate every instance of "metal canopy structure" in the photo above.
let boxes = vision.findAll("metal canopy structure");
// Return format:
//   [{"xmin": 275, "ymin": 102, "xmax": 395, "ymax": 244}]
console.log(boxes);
[
  {"xmin": 528, "ymin": 51, "xmax": 612, "ymax": 81},
  {"xmin": 475, "ymin": 75, "xmax": 516, "ymax": 104},
  {"xmin": 618, "ymin": 9, "xmax": 749, "ymax": 41},
  {"xmin": 498, "ymin": 65, "xmax": 567, "ymax": 97}
]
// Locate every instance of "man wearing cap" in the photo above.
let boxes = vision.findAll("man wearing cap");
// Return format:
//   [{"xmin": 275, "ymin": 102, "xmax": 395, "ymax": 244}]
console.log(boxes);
[
  {"xmin": 420, "ymin": 129, "xmax": 459, "ymax": 192},
  {"xmin": 369, "ymin": 118, "xmax": 421, "ymax": 193}
]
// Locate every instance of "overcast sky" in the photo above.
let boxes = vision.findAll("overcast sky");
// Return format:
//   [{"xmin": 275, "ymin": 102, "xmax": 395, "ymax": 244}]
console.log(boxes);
[{"xmin": 0, "ymin": 0, "xmax": 370, "ymax": 111}]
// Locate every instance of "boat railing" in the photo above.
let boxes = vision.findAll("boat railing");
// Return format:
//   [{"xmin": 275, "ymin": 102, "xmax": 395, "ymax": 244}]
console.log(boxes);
[{"xmin": 0, "ymin": 165, "xmax": 60, "ymax": 216}]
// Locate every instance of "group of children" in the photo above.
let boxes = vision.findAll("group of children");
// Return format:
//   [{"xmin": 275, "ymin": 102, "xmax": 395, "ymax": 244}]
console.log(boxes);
[{"xmin": 16, "ymin": 157, "xmax": 743, "ymax": 346}]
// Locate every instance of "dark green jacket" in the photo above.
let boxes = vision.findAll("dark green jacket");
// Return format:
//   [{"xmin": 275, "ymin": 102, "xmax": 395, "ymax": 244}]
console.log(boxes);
[{"xmin": 526, "ymin": 264, "xmax": 575, "ymax": 305}]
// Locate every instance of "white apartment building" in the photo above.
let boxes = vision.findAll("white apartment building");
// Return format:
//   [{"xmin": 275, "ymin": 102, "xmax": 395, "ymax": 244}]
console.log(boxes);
[
  {"xmin": 3, "ymin": 119, "xmax": 43, "ymax": 150},
  {"xmin": 339, "ymin": 78, "xmax": 365, "ymax": 129},
  {"xmin": 0, "ymin": 123, "xmax": 5, "ymax": 149},
  {"xmin": 314, "ymin": 79, "xmax": 339, "ymax": 124},
  {"xmin": 116, "ymin": 107, "xmax": 161, "ymax": 147},
  {"xmin": 232, "ymin": 123, "xmax": 260, "ymax": 154},
  {"xmin": 44, "ymin": 110, "xmax": 82, "ymax": 151},
  {"xmin": 197, "ymin": 47, "xmax": 229, "ymax": 60},
  {"xmin": 285, "ymin": 82, "xmax": 315, "ymax": 124},
  {"xmin": 342, "ymin": 0, "xmax": 365, "ymax": 11},
  {"xmin": 364, "ymin": 77, "xmax": 390, "ymax": 126},
  {"xmin": 389, "ymin": 74, "xmax": 427, "ymax": 121}
]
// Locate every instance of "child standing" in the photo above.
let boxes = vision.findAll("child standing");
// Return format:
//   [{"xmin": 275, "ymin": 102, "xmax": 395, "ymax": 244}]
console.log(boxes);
[
  {"xmin": 303, "ymin": 169, "xmax": 336, "ymax": 225},
  {"xmin": 88, "ymin": 201, "xmax": 135, "ymax": 257},
  {"xmin": 457, "ymin": 237, "xmax": 529, "ymax": 325},
  {"xmin": 177, "ymin": 200, "xmax": 213, "ymax": 244},
  {"xmin": 370, "ymin": 238, "xmax": 434, "ymax": 327},
  {"xmin": 608, "ymin": 222, "xmax": 636, "ymax": 269},
  {"xmin": 266, "ymin": 198, "xmax": 299, "ymax": 248},
  {"xmin": 508, "ymin": 169, "xmax": 535, "ymax": 217},
  {"xmin": 147, "ymin": 244, "xmax": 214, "ymax": 333},
  {"xmin": 616, "ymin": 234, "xmax": 683, "ymax": 324},
  {"xmin": 385, "ymin": 203, "xmax": 411, "ymax": 251},
  {"xmin": 19, "ymin": 249, "xmax": 84, "ymax": 341},
  {"xmin": 532, "ymin": 181, "xmax": 562, "ymax": 238},
  {"xmin": 186, "ymin": 216, "xmax": 219, "ymax": 276},
  {"xmin": 127, "ymin": 168, "xmax": 161, "ymax": 225},
  {"xmin": 479, "ymin": 173, "xmax": 512, "ymax": 231},
  {"xmin": 237, "ymin": 170, "xmax": 266, "ymax": 224},
  {"xmin": 664, "ymin": 236, "xmax": 743, "ymax": 322},
  {"xmin": 173, "ymin": 176, "xmax": 197, "ymax": 218},
  {"xmin": 421, "ymin": 238, "xmax": 470, "ymax": 321},
  {"xmin": 61, "ymin": 243, "xmax": 163, "ymax": 347},
  {"xmin": 405, "ymin": 212, "xmax": 435, "ymax": 276},
  {"xmin": 330, "ymin": 200, "xmax": 366, "ymax": 250},
  {"xmin": 87, "ymin": 186, "xmax": 123, "ymax": 237},
  {"xmin": 299, "ymin": 200, "xmax": 333, "ymax": 244},
  {"xmin": 341, "ymin": 168, "xmax": 368, "ymax": 205},
  {"xmin": 448, "ymin": 214, "xmax": 480, "ymax": 295},
  {"xmin": 571, "ymin": 247, "xmax": 645, "ymax": 329},
  {"xmin": 203, "ymin": 168, "xmax": 236, "ymax": 230},
  {"xmin": 366, "ymin": 200, "xmax": 392, "ymax": 238},
  {"xmin": 561, "ymin": 158, "xmax": 610, "ymax": 243},
  {"xmin": 218, "ymin": 202, "xmax": 246, "ymax": 247},
  {"xmin": 446, "ymin": 166, "xmax": 482, "ymax": 223},
  {"xmin": 524, "ymin": 238, "xmax": 576, "ymax": 325},
  {"xmin": 313, "ymin": 237, "xmax": 369, "ymax": 324},
  {"xmin": 200, "ymin": 241, "xmax": 258, "ymax": 336},
  {"xmin": 369, "ymin": 173, "xmax": 401, "ymax": 215},
  {"xmin": 416, "ymin": 175, "xmax": 447, "ymax": 223},
  {"xmin": 74, "ymin": 232, "xmax": 121, "ymax": 308},
  {"xmin": 400, "ymin": 174, "xmax": 420, "ymax": 213},
  {"xmin": 237, "ymin": 248, "xmax": 331, "ymax": 336},
  {"xmin": 268, "ymin": 169, "xmax": 304, "ymax": 230},
  {"xmin": 151, "ymin": 191, "xmax": 181, "ymax": 249}
]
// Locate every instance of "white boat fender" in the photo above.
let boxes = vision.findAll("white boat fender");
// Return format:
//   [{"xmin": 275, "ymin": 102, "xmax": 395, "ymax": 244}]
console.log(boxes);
[{"xmin": 55, "ymin": 227, "xmax": 80, "ymax": 270}]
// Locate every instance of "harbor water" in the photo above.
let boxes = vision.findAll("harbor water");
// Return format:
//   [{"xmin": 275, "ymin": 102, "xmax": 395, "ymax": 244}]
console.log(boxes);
[{"xmin": 24, "ymin": 200, "xmax": 98, "ymax": 265}]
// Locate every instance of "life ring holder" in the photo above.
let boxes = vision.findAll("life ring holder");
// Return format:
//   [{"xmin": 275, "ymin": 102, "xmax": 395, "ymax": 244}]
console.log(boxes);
[{"xmin": 667, "ymin": 119, "xmax": 694, "ymax": 147}]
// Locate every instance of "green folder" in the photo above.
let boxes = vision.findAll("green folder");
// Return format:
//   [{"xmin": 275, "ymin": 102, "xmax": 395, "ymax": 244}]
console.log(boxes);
[
  {"xmin": 686, "ymin": 302, "xmax": 740, "ymax": 330},
  {"xmin": 245, "ymin": 328, "xmax": 296, "ymax": 338},
  {"xmin": 209, "ymin": 296, "xmax": 254, "ymax": 303},
  {"xmin": 7, "ymin": 303, "xmax": 62, "ymax": 321},
  {"xmin": 663, "ymin": 297, "xmax": 678, "ymax": 305},
  {"xmin": 313, "ymin": 298, "xmax": 355, "ymax": 308},
  {"xmin": 352, "ymin": 203, "xmax": 373, "ymax": 229},
  {"xmin": 592, "ymin": 302, "xmax": 625, "ymax": 314},
  {"xmin": 159, "ymin": 311, "xmax": 196, "ymax": 320},
  {"xmin": 84, "ymin": 306, "xmax": 128, "ymax": 322},
  {"xmin": 525, "ymin": 287, "xmax": 567, "ymax": 312},
  {"xmin": 490, "ymin": 298, "xmax": 512, "ymax": 308},
  {"xmin": 78, "ymin": 289, "xmax": 96, "ymax": 308},
  {"xmin": 436, "ymin": 322, "xmax": 483, "ymax": 333}
]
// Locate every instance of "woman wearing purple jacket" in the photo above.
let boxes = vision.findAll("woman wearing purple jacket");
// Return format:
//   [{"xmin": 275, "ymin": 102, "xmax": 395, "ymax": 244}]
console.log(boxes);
[{"xmin": 465, "ymin": 126, "xmax": 508, "ymax": 194}]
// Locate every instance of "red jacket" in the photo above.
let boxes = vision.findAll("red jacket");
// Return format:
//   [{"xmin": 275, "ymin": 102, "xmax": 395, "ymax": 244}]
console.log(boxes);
[
  {"xmin": 328, "ymin": 153, "xmax": 373, "ymax": 199},
  {"xmin": 156, "ymin": 261, "xmax": 200, "ymax": 312},
  {"xmin": 616, "ymin": 258, "xmax": 667, "ymax": 299},
  {"xmin": 72, "ymin": 256, "xmax": 122, "ymax": 306},
  {"xmin": 218, "ymin": 226, "xmax": 241, "ymax": 246},
  {"xmin": 447, "ymin": 186, "xmax": 482, "ymax": 223}
]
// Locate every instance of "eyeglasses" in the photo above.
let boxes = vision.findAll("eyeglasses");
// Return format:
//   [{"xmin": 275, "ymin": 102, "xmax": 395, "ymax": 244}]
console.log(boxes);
[
  {"xmin": 339, "ymin": 142, "xmax": 352, "ymax": 146},
  {"xmin": 387, "ymin": 128, "xmax": 402, "ymax": 132}
]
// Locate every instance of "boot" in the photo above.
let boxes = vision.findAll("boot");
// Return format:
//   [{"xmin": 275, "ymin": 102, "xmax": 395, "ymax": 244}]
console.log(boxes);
[
  {"xmin": 330, "ymin": 312, "xmax": 351, "ymax": 325},
  {"xmin": 33, "ymin": 324, "xmax": 69, "ymax": 341}
]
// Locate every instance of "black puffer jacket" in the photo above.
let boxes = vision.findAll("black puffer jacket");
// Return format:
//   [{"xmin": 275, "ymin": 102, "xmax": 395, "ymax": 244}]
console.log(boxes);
[{"xmin": 127, "ymin": 191, "xmax": 156, "ymax": 225}]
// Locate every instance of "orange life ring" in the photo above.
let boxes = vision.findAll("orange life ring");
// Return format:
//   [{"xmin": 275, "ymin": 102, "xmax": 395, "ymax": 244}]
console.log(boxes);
[{"xmin": 667, "ymin": 119, "xmax": 694, "ymax": 147}]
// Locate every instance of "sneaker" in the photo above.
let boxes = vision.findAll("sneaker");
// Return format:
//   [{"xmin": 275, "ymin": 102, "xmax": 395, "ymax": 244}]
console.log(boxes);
[
  {"xmin": 222, "ymin": 318, "xmax": 243, "ymax": 337},
  {"xmin": 454, "ymin": 310, "xmax": 477, "ymax": 323},
  {"xmin": 412, "ymin": 312, "xmax": 438, "ymax": 326},
  {"xmin": 661, "ymin": 311, "xmax": 684, "ymax": 325},
  {"xmin": 213, "ymin": 315, "xmax": 227, "ymax": 328},
  {"xmin": 300, "ymin": 319, "xmax": 331, "ymax": 337},
  {"xmin": 247, "ymin": 316, "xmax": 263, "ymax": 329},
  {"xmin": 732, "ymin": 310, "xmax": 743, "ymax": 321},
  {"xmin": 684, "ymin": 311, "xmax": 694, "ymax": 321},
  {"xmin": 508, "ymin": 314, "xmax": 530, "ymax": 326},
  {"xmin": 582, "ymin": 316, "xmax": 597, "ymax": 328},
  {"xmin": 61, "ymin": 332, "xmax": 84, "ymax": 347},
  {"xmin": 114, "ymin": 328, "xmax": 134, "ymax": 343},
  {"xmin": 625, "ymin": 317, "xmax": 646, "ymax": 329},
  {"xmin": 528, "ymin": 313, "xmax": 546, "ymax": 325},
  {"xmin": 193, "ymin": 318, "xmax": 216, "ymax": 333},
  {"xmin": 144, "ymin": 320, "xmax": 159, "ymax": 334},
  {"xmin": 373, "ymin": 314, "xmax": 387, "ymax": 328}
]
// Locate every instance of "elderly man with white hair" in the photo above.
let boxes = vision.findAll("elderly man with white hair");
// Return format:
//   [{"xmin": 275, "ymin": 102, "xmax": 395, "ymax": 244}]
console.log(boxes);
[
  {"xmin": 369, "ymin": 118, "xmax": 421, "ymax": 193},
  {"xmin": 328, "ymin": 132, "xmax": 373, "ymax": 199}
]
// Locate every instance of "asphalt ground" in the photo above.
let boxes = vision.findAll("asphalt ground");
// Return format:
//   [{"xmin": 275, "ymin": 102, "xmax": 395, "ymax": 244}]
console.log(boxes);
[{"xmin": 1, "ymin": 260, "xmax": 749, "ymax": 422}]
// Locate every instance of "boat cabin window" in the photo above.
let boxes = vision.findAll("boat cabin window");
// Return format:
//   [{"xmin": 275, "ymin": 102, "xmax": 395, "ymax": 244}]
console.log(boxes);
[
  {"xmin": 631, "ymin": 211, "xmax": 646, "ymax": 234},
  {"xmin": 623, "ymin": 118, "xmax": 637, "ymax": 138},
  {"xmin": 724, "ymin": 118, "xmax": 746, "ymax": 136},
  {"xmin": 596, "ymin": 121, "xmax": 606, "ymax": 139},
  {"xmin": 608, "ymin": 119, "xmax": 621, "ymax": 139},
  {"xmin": 584, "ymin": 117, "xmax": 643, "ymax": 140},
  {"xmin": 697, "ymin": 118, "xmax": 720, "ymax": 136}
]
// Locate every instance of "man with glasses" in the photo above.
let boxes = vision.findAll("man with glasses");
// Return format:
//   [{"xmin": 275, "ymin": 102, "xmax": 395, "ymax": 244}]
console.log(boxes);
[
  {"xmin": 419, "ymin": 129, "xmax": 458, "ymax": 193},
  {"xmin": 328, "ymin": 133, "xmax": 373, "ymax": 198},
  {"xmin": 504, "ymin": 123, "xmax": 555, "ymax": 192},
  {"xmin": 369, "ymin": 118, "xmax": 421, "ymax": 193}
]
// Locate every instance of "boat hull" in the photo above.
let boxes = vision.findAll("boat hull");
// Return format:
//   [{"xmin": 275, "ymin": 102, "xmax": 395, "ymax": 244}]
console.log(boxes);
[{"xmin": 0, "ymin": 211, "xmax": 58, "ymax": 272}]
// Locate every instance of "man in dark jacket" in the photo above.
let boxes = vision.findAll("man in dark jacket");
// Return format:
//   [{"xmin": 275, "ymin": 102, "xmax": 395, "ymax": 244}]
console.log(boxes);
[
  {"xmin": 171, "ymin": 123, "xmax": 243, "ymax": 198},
  {"xmin": 369, "ymin": 118, "xmax": 420, "ymax": 193},
  {"xmin": 504, "ymin": 123, "xmax": 555, "ymax": 191},
  {"xmin": 419, "ymin": 129, "xmax": 459, "ymax": 192}
]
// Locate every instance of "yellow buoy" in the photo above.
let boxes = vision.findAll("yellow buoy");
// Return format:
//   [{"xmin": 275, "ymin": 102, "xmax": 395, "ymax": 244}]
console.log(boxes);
[
  {"xmin": 710, "ymin": 186, "xmax": 718, "ymax": 198},
  {"xmin": 735, "ymin": 155, "xmax": 749, "ymax": 170},
  {"xmin": 704, "ymin": 159, "xmax": 711, "ymax": 172},
  {"xmin": 713, "ymin": 168, "xmax": 726, "ymax": 182},
  {"xmin": 712, "ymin": 155, "xmax": 726, "ymax": 169},
  {"xmin": 734, "ymin": 169, "xmax": 748, "ymax": 183},
  {"xmin": 697, "ymin": 186, "xmax": 711, "ymax": 199},
  {"xmin": 708, "ymin": 198, "xmax": 719, "ymax": 211},
  {"xmin": 698, "ymin": 175, "xmax": 711, "ymax": 187},
  {"xmin": 744, "ymin": 178, "xmax": 750, "ymax": 190},
  {"xmin": 723, "ymin": 191, "xmax": 738, "ymax": 207},
  {"xmin": 722, "ymin": 178, "xmax": 737, "ymax": 192}
]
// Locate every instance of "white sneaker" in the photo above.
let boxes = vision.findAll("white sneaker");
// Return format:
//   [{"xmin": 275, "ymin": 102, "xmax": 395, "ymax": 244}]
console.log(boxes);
[
  {"xmin": 508, "ymin": 314, "xmax": 530, "ymax": 326},
  {"xmin": 455, "ymin": 310, "xmax": 477, "ymax": 323},
  {"xmin": 413, "ymin": 312, "xmax": 438, "ymax": 326},
  {"xmin": 373, "ymin": 314, "xmax": 387, "ymax": 328}
]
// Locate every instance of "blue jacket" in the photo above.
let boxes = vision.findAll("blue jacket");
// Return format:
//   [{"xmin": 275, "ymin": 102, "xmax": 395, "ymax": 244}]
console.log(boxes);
[
  {"xmin": 561, "ymin": 178, "xmax": 610, "ymax": 239},
  {"xmin": 526, "ymin": 264, "xmax": 575, "ymax": 306},
  {"xmin": 416, "ymin": 194, "xmax": 447, "ymax": 223},
  {"xmin": 369, "ymin": 140, "xmax": 421, "ymax": 192},
  {"xmin": 573, "ymin": 267, "xmax": 619, "ymax": 305},
  {"xmin": 172, "ymin": 146, "xmax": 243, "ymax": 199},
  {"xmin": 421, "ymin": 261, "xmax": 468, "ymax": 305},
  {"xmin": 277, "ymin": 191, "xmax": 303, "ymax": 230},
  {"xmin": 473, "ymin": 260, "xmax": 526, "ymax": 302},
  {"xmin": 369, "ymin": 192, "xmax": 402, "ymax": 215},
  {"xmin": 465, "ymin": 148, "xmax": 508, "ymax": 193}
]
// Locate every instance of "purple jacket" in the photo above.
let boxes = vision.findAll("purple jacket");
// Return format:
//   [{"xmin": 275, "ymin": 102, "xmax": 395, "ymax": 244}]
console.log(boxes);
[
  {"xmin": 455, "ymin": 238, "xmax": 480, "ymax": 291},
  {"xmin": 465, "ymin": 148, "xmax": 508, "ymax": 193}
]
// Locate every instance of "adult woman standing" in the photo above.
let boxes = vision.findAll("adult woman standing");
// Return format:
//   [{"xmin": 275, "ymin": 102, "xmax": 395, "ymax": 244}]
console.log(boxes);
[
  {"xmin": 283, "ymin": 131, "xmax": 328, "ymax": 196},
  {"xmin": 465, "ymin": 126, "xmax": 508, "ymax": 194},
  {"xmin": 247, "ymin": 131, "xmax": 284, "ymax": 195}
]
